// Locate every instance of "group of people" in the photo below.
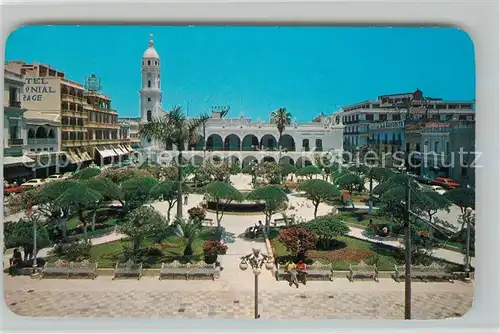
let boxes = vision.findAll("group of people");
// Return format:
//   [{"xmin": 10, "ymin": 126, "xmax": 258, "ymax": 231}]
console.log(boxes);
[
  {"xmin": 8, "ymin": 249, "xmax": 23, "ymax": 275},
  {"xmin": 246, "ymin": 220, "xmax": 264, "ymax": 239},
  {"xmin": 284, "ymin": 261, "xmax": 307, "ymax": 288}
]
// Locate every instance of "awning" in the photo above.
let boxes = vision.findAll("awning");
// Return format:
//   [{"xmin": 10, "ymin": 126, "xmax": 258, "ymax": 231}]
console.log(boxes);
[
  {"xmin": 126, "ymin": 145, "xmax": 134, "ymax": 152},
  {"xmin": 3, "ymin": 155, "xmax": 35, "ymax": 167},
  {"xmin": 95, "ymin": 147, "xmax": 116, "ymax": 159},
  {"xmin": 76, "ymin": 148, "xmax": 92, "ymax": 161},
  {"xmin": 112, "ymin": 146, "xmax": 126, "ymax": 156},
  {"xmin": 119, "ymin": 145, "xmax": 130, "ymax": 154},
  {"xmin": 66, "ymin": 150, "xmax": 83, "ymax": 164}
]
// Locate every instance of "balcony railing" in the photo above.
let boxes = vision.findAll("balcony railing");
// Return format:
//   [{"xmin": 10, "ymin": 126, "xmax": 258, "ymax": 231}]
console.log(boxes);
[
  {"xmin": 8, "ymin": 138, "xmax": 24, "ymax": 146},
  {"xmin": 9, "ymin": 101, "xmax": 21, "ymax": 108},
  {"xmin": 27, "ymin": 138, "xmax": 58, "ymax": 145}
]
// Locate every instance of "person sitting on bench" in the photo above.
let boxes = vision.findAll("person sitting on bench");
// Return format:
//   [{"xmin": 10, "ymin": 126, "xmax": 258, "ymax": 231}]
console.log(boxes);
[{"xmin": 9, "ymin": 249, "xmax": 23, "ymax": 276}]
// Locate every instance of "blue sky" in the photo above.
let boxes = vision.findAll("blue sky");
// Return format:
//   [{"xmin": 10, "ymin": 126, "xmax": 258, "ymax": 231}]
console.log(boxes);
[{"xmin": 6, "ymin": 26, "xmax": 475, "ymax": 121}]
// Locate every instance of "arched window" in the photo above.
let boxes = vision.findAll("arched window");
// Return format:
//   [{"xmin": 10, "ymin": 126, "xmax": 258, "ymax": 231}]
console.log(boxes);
[
  {"xmin": 47, "ymin": 129, "xmax": 55, "ymax": 138},
  {"xmin": 28, "ymin": 128, "xmax": 35, "ymax": 138},
  {"xmin": 148, "ymin": 97, "xmax": 151, "ymax": 102},
  {"xmin": 148, "ymin": 80, "xmax": 151, "ymax": 88},
  {"xmin": 147, "ymin": 110, "xmax": 152, "ymax": 122},
  {"xmin": 302, "ymin": 139, "xmax": 310, "ymax": 151},
  {"xmin": 35, "ymin": 127, "xmax": 47, "ymax": 138},
  {"xmin": 148, "ymin": 60, "xmax": 151, "ymax": 66},
  {"xmin": 315, "ymin": 139, "xmax": 323, "ymax": 151}
]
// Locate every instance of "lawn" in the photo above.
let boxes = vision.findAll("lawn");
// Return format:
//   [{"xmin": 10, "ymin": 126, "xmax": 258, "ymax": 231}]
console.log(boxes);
[
  {"xmin": 270, "ymin": 233, "xmax": 399, "ymax": 271},
  {"xmin": 338, "ymin": 210, "xmax": 388, "ymax": 228},
  {"xmin": 48, "ymin": 227, "xmax": 219, "ymax": 268}
]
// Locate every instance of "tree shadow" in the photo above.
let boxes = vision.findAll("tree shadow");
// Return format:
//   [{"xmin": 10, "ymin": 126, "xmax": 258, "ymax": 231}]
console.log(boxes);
[{"xmin": 221, "ymin": 231, "xmax": 237, "ymax": 243}]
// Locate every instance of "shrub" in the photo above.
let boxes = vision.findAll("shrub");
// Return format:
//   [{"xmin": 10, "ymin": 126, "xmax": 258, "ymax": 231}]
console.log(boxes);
[
  {"xmin": 278, "ymin": 227, "xmax": 318, "ymax": 260},
  {"xmin": 202, "ymin": 240, "xmax": 228, "ymax": 255},
  {"xmin": 302, "ymin": 214, "xmax": 349, "ymax": 249},
  {"xmin": 188, "ymin": 207, "xmax": 207, "ymax": 221},
  {"xmin": 54, "ymin": 240, "xmax": 92, "ymax": 261}
]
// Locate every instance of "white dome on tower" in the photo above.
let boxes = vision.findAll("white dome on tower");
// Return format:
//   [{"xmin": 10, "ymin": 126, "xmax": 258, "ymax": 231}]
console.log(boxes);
[{"xmin": 143, "ymin": 34, "xmax": 160, "ymax": 59}]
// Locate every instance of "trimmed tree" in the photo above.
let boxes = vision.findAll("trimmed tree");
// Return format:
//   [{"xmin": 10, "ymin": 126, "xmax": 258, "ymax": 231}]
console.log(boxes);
[
  {"xmin": 71, "ymin": 167, "xmax": 101, "ymax": 180},
  {"xmin": 246, "ymin": 185, "xmax": 289, "ymax": 232},
  {"xmin": 302, "ymin": 214, "xmax": 349, "ymax": 249},
  {"xmin": 299, "ymin": 179, "xmax": 341, "ymax": 218},
  {"xmin": 120, "ymin": 177, "xmax": 158, "ymax": 212},
  {"xmin": 150, "ymin": 180, "xmax": 189, "ymax": 222},
  {"xmin": 4, "ymin": 217, "xmax": 51, "ymax": 261},
  {"xmin": 278, "ymin": 226, "xmax": 318, "ymax": 260},
  {"xmin": 203, "ymin": 181, "xmax": 244, "ymax": 227},
  {"xmin": 119, "ymin": 206, "xmax": 167, "ymax": 257},
  {"xmin": 54, "ymin": 183, "xmax": 103, "ymax": 241},
  {"xmin": 336, "ymin": 172, "xmax": 363, "ymax": 195},
  {"xmin": 280, "ymin": 163, "xmax": 297, "ymax": 179},
  {"xmin": 296, "ymin": 165, "xmax": 322, "ymax": 180}
]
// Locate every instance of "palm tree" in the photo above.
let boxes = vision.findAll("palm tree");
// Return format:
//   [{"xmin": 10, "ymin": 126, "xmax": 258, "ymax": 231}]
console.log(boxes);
[
  {"xmin": 173, "ymin": 218, "xmax": 203, "ymax": 257},
  {"xmin": 270, "ymin": 107, "xmax": 292, "ymax": 181},
  {"xmin": 139, "ymin": 106, "xmax": 209, "ymax": 219}
]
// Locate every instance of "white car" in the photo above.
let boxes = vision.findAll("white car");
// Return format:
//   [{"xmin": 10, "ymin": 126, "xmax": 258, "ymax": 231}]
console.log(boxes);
[
  {"xmin": 430, "ymin": 185, "xmax": 446, "ymax": 194},
  {"xmin": 46, "ymin": 174, "xmax": 65, "ymax": 182},
  {"xmin": 21, "ymin": 178, "xmax": 45, "ymax": 189},
  {"xmin": 63, "ymin": 172, "xmax": 73, "ymax": 178}
]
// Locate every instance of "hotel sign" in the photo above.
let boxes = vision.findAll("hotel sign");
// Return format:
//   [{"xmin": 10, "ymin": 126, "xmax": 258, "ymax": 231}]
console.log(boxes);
[
  {"xmin": 23, "ymin": 77, "xmax": 57, "ymax": 102},
  {"xmin": 369, "ymin": 120, "xmax": 404, "ymax": 130}
]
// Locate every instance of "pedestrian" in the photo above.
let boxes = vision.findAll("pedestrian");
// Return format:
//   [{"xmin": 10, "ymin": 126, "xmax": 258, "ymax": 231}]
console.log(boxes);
[
  {"xmin": 184, "ymin": 194, "xmax": 188, "ymax": 205},
  {"xmin": 285, "ymin": 261, "xmax": 299, "ymax": 288}
]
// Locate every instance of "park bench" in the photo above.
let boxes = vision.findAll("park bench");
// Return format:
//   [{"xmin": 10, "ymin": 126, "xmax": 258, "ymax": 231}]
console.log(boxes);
[
  {"xmin": 276, "ymin": 261, "xmax": 333, "ymax": 282},
  {"xmin": 40, "ymin": 259, "xmax": 71, "ymax": 279},
  {"xmin": 40, "ymin": 259, "xmax": 98, "ymax": 279},
  {"xmin": 348, "ymin": 261, "xmax": 379, "ymax": 282},
  {"xmin": 188, "ymin": 261, "xmax": 220, "ymax": 280},
  {"xmin": 159, "ymin": 261, "xmax": 191, "ymax": 280},
  {"xmin": 202, "ymin": 218, "xmax": 214, "ymax": 226},
  {"xmin": 272, "ymin": 218, "xmax": 287, "ymax": 227},
  {"xmin": 112, "ymin": 259, "xmax": 143, "ymax": 280},
  {"xmin": 68, "ymin": 260, "xmax": 98, "ymax": 279},
  {"xmin": 393, "ymin": 263, "xmax": 454, "ymax": 283}
]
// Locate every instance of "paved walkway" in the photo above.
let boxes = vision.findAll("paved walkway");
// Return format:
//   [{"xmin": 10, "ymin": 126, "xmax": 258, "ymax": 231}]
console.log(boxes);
[{"xmin": 4, "ymin": 275, "xmax": 473, "ymax": 319}]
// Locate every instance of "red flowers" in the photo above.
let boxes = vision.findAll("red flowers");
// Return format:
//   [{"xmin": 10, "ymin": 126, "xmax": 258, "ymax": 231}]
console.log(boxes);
[{"xmin": 202, "ymin": 240, "xmax": 228, "ymax": 255}]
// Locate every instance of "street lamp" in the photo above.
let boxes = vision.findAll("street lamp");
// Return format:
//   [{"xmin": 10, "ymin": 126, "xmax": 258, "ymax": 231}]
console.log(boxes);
[
  {"xmin": 239, "ymin": 248, "xmax": 274, "ymax": 319},
  {"xmin": 250, "ymin": 160, "xmax": 257, "ymax": 187},
  {"xmin": 458, "ymin": 208, "xmax": 474, "ymax": 282}
]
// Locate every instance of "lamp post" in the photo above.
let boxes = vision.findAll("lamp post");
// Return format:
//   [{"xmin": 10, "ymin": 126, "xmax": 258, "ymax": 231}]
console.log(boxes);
[{"xmin": 239, "ymin": 248, "xmax": 274, "ymax": 319}]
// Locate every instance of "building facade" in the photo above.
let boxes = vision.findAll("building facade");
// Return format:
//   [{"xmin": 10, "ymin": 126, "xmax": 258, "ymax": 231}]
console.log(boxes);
[
  {"xmin": 5, "ymin": 61, "xmax": 133, "ymax": 168},
  {"xmin": 340, "ymin": 90, "xmax": 475, "ymax": 185},
  {"xmin": 3, "ymin": 69, "xmax": 34, "ymax": 181}
]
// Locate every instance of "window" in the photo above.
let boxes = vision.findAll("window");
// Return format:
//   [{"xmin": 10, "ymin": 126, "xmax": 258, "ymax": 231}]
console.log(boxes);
[
  {"xmin": 434, "ymin": 141, "xmax": 439, "ymax": 152},
  {"xmin": 302, "ymin": 139, "xmax": 310, "ymax": 151},
  {"xmin": 315, "ymin": 139, "xmax": 323, "ymax": 151},
  {"xmin": 37, "ymin": 148, "xmax": 41, "ymax": 152},
  {"xmin": 148, "ymin": 60, "xmax": 151, "ymax": 65},
  {"xmin": 147, "ymin": 110, "xmax": 152, "ymax": 122},
  {"xmin": 148, "ymin": 97, "xmax": 151, "ymax": 102},
  {"xmin": 148, "ymin": 80, "xmax": 151, "ymax": 88},
  {"xmin": 43, "ymin": 148, "xmax": 48, "ymax": 151},
  {"xmin": 49, "ymin": 148, "xmax": 54, "ymax": 151},
  {"xmin": 415, "ymin": 143, "xmax": 421, "ymax": 152},
  {"xmin": 30, "ymin": 149, "xmax": 35, "ymax": 152}
]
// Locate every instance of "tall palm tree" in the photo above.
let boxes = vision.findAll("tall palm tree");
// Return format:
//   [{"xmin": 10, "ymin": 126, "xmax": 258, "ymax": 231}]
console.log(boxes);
[
  {"xmin": 139, "ymin": 106, "xmax": 209, "ymax": 219},
  {"xmin": 270, "ymin": 107, "xmax": 292, "ymax": 181}
]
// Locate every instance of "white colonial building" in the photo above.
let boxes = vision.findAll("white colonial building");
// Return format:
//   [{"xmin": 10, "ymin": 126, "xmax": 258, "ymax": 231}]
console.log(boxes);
[{"xmin": 127, "ymin": 34, "xmax": 344, "ymax": 167}]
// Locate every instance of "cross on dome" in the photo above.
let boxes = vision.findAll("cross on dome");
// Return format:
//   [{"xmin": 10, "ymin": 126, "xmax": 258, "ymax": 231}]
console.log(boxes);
[{"xmin": 149, "ymin": 34, "xmax": 154, "ymax": 47}]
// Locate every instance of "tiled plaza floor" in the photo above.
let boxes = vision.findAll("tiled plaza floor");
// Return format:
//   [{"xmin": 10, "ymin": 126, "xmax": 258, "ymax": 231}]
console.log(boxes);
[{"xmin": 4, "ymin": 276, "xmax": 473, "ymax": 320}]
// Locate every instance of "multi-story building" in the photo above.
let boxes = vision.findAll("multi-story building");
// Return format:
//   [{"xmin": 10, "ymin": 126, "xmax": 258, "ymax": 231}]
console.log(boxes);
[
  {"xmin": 118, "ymin": 117, "xmax": 140, "ymax": 149},
  {"xmin": 5, "ymin": 61, "xmax": 132, "ymax": 168},
  {"xmin": 3, "ymin": 69, "xmax": 33, "ymax": 182},
  {"xmin": 341, "ymin": 90, "xmax": 475, "ymax": 185}
]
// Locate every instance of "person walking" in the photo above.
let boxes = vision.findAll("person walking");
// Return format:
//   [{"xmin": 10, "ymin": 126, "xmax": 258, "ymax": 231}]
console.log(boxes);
[
  {"xmin": 285, "ymin": 261, "xmax": 299, "ymax": 288},
  {"xmin": 183, "ymin": 194, "xmax": 188, "ymax": 205}
]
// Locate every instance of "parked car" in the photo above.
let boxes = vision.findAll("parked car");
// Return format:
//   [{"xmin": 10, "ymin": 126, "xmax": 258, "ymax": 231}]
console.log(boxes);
[
  {"xmin": 4, "ymin": 184, "xmax": 25, "ymax": 196},
  {"xmin": 62, "ymin": 172, "xmax": 73, "ymax": 179},
  {"xmin": 46, "ymin": 174, "xmax": 65, "ymax": 182},
  {"xmin": 430, "ymin": 185, "xmax": 446, "ymax": 194},
  {"xmin": 21, "ymin": 178, "xmax": 45, "ymax": 189},
  {"xmin": 431, "ymin": 177, "xmax": 460, "ymax": 189}
]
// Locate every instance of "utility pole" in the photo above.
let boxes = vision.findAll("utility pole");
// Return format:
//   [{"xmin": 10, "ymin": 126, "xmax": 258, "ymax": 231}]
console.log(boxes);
[{"xmin": 404, "ymin": 175, "xmax": 412, "ymax": 319}]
